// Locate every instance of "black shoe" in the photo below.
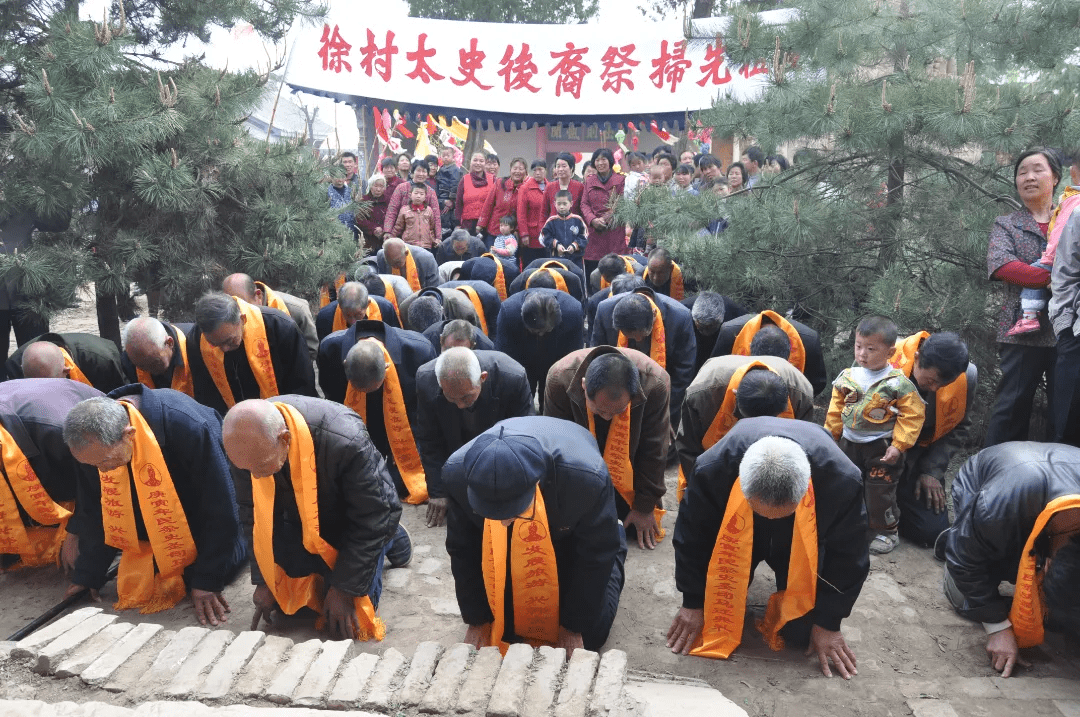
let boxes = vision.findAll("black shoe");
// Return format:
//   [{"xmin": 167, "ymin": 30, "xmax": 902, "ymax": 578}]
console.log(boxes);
[
  {"xmin": 933, "ymin": 529, "xmax": 949, "ymax": 562},
  {"xmin": 385, "ymin": 524, "xmax": 412, "ymax": 568}
]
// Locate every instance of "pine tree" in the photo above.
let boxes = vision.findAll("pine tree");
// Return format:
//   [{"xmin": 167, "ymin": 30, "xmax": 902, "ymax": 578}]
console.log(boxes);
[
  {"xmin": 406, "ymin": 0, "xmax": 599, "ymax": 24},
  {"xmin": 2, "ymin": 4, "xmax": 356, "ymax": 342},
  {"xmin": 617, "ymin": 0, "xmax": 1080, "ymax": 434}
]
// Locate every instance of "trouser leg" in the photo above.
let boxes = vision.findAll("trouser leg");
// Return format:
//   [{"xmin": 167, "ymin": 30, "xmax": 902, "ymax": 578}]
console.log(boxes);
[
  {"xmin": 984, "ymin": 343, "xmax": 1052, "ymax": 446},
  {"xmin": 895, "ymin": 466, "xmax": 951, "ymax": 547},
  {"xmin": 1052, "ymin": 328, "xmax": 1080, "ymax": 444},
  {"xmin": 840, "ymin": 437, "xmax": 901, "ymax": 532},
  {"xmin": 581, "ymin": 532, "xmax": 627, "ymax": 651}
]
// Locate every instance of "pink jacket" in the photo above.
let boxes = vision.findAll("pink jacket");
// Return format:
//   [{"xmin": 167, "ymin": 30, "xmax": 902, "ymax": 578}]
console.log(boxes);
[
  {"xmin": 392, "ymin": 204, "xmax": 438, "ymax": 249},
  {"xmin": 384, "ymin": 180, "xmax": 441, "ymax": 237}
]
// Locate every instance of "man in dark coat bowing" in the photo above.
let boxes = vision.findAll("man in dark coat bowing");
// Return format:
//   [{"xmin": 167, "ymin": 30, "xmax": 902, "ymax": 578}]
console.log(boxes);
[
  {"xmin": 681, "ymin": 292, "xmax": 748, "ymax": 375},
  {"xmin": 440, "ymin": 280, "xmax": 502, "ymax": 339},
  {"xmin": 63, "ymin": 386, "xmax": 247, "ymax": 626},
  {"xmin": 315, "ymin": 282, "xmax": 400, "ymax": 341},
  {"xmin": 414, "ymin": 347, "xmax": 533, "ymax": 528},
  {"xmin": 187, "ymin": 292, "xmax": 316, "ymax": 415},
  {"xmin": 494, "ymin": 288, "xmax": 585, "ymax": 406},
  {"xmin": 444, "ymin": 416, "xmax": 626, "ymax": 655},
  {"xmin": 0, "ymin": 378, "xmax": 103, "ymax": 571},
  {"xmin": 7, "ymin": 332, "xmax": 127, "ymax": 392},
  {"xmin": 457, "ymin": 254, "xmax": 520, "ymax": 300},
  {"xmin": 121, "ymin": 317, "xmax": 195, "ymax": 397},
  {"xmin": 711, "ymin": 310, "xmax": 829, "ymax": 396},
  {"xmin": 223, "ymin": 396, "xmax": 407, "ymax": 640},
  {"xmin": 510, "ymin": 261, "xmax": 586, "ymax": 307}
]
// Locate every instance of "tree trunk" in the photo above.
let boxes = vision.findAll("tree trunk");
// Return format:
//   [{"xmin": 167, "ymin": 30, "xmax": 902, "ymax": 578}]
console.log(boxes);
[
  {"xmin": 693, "ymin": 0, "xmax": 714, "ymax": 18},
  {"xmin": 95, "ymin": 290, "xmax": 121, "ymax": 349},
  {"xmin": 461, "ymin": 120, "xmax": 487, "ymax": 170}
]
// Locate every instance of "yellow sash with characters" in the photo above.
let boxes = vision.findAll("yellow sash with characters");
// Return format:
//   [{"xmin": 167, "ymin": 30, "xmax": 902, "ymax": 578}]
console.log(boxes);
[
  {"xmin": 136, "ymin": 329, "xmax": 193, "ymax": 397},
  {"xmin": 456, "ymin": 286, "xmax": 489, "ymax": 335},
  {"xmin": 481, "ymin": 253, "xmax": 508, "ymax": 300},
  {"xmin": 251, "ymin": 402, "xmax": 385, "ymax": 640},
  {"xmin": 643, "ymin": 262, "xmax": 684, "ymax": 300},
  {"xmin": 392, "ymin": 249, "xmax": 422, "ymax": 291},
  {"xmin": 617, "ymin": 295, "xmax": 666, "ymax": 369},
  {"xmin": 58, "ymin": 348, "xmax": 92, "ymax": 387},
  {"xmin": 731, "ymin": 311, "xmax": 805, "ymax": 373},
  {"xmin": 100, "ymin": 402, "xmax": 197, "ymax": 613},
  {"xmin": 588, "ymin": 406, "xmax": 665, "ymax": 539},
  {"xmin": 199, "ymin": 298, "xmax": 279, "ymax": 408},
  {"xmin": 0, "ymin": 423, "xmax": 73, "ymax": 567}
]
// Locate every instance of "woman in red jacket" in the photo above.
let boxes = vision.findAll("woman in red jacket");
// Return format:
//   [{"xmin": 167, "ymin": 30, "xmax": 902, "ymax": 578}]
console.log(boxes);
[
  {"xmin": 580, "ymin": 147, "xmax": 626, "ymax": 280},
  {"xmin": 543, "ymin": 152, "xmax": 585, "ymax": 219},
  {"xmin": 517, "ymin": 159, "xmax": 550, "ymax": 268},
  {"xmin": 454, "ymin": 151, "xmax": 493, "ymax": 235},
  {"xmin": 478, "ymin": 157, "xmax": 528, "ymax": 246}
]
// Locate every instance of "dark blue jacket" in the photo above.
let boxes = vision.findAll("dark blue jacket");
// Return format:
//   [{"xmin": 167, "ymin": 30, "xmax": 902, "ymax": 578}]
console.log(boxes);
[
  {"xmin": 710, "ymin": 312, "xmax": 828, "ymax": 396},
  {"xmin": 121, "ymin": 322, "xmax": 193, "ymax": 386},
  {"xmin": 494, "ymin": 289, "xmax": 585, "ymax": 392},
  {"xmin": 679, "ymin": 294, "xmax": 748, "ymax": 375},
  {"xmin": 591, "ymin": 287, "xmax": 696, "ymax": 425},
  {"xmin": 72, "ymin": 385, "xmax": 245, "ymax": 593},
  {"xmin": 6, "ymin": 332, "xmax": 127, "ymax": 393},
  {"xmin": 422, "ymin": 320, "xmax": 495, "ymax": 355},
  {"xmin": 443, "ymin": 416, "xmax": 622, "ymax": 634},
  {"xmin": 440, "ymin": 280, "xmax": 502, "ymax": 335},
  {"xmin": 458, "ymin": 255, "xmax": 521, "ymax": 289},
  {"xmin": 315, "ymin": 297, "xmax": 399, "ymax": 342},
  {"xmin": 540, "ymin": 214, "xmax": 589, "ymax": 262}
]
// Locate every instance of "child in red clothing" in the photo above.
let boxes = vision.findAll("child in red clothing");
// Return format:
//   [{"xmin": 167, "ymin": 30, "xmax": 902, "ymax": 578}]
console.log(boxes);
[{"xmin": 392, "ymin": 183, "xmax": 439, "ymax": 249}]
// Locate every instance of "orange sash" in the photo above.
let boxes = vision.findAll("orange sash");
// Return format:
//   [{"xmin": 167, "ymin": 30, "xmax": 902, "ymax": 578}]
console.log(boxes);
[
  {"xmin": 256, "ymin": 282, "xmax": 289, "ymax": 314},
  {"xmin": 588, "ymin": 406, "xmax": 665, "ymax": 540},
  {"xmin": 0, "ymin": 423, "xmax": 73, "ymax": 566},
  {"xmin": 1010, "ymin": 494, "xmax": 1080, "ymax": 648},
  {"xmin": 251, "ymin": 402, "xmax": 384, "ymax": 640},
  {"xmin": 643, "ymin": 262, "xmax": 684, "ymax": 301},
  {"xmin": 676, "ymin": 362, "xmax": 795, "ymax": 503},
  {"xmin": 730, "ymin": 311, "xmax": 806, "ymax": 373},
  {"xmin": 59, "ymin": 348, "xmax": 92, "ymax": 387},
  {"xmin": 332, "ymin": 301, "xmax": 383, "ymax": 333},
  {"xmin": 890, "ymin": 332, "xmax": 967, "ymax": 444},
  {"xmin": 199, "ymin": 298, "xmax": 278, "ymax": 409},
  {"xmin": 482, "ymin": 486, "xmax": 559, "ymax": 653},
  {"xmin": 392, "ymin": 249, "xmax": 422, "ymax": 291},
  {"xmin": 344, "ymin": 341, "xmax": 428, "ymax": 504},
  {"xmin": 319, "ymin": 273, "xmax": 347, "ymax": 308},
  {"xmin": 456, "ymin": 286, "xmax": 489, "ymax": 335},
  {"xmin": 481, "ymin": 253, "xmax": 508, "ymax": 300},
  {"xmin": 600, "ymin": 256, "xmax": 638, "ymax": 290},
  {"xmin": 526, "ymin": 267, "xmax": 569, "ymax": 294},
  {"xmin": 381, "ymin": 278, "xmax": 399, "ymax": 313},
  {"xmin": 136, "ymin": 328, "xmax": 193, "ymax": 397},
  {"xmin": 617, "ymin": 295, "xmax": 666, "ymax": 369},
  {"xmin": 100, "ymin": 402, "xmax": 197, "ymax": 613},
  {"xmin": 692, "ymin": 480, "xmax": 818, "ymax": 658}
]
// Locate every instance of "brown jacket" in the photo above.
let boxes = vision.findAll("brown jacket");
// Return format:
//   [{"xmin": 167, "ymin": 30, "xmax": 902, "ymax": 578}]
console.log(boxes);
[
  {"xmin": 675, "ymin": 354, "xmax": 815, "ymax": 481},
  {"xmin": 543, "ymin": 345, "xmax": 670, "ymax": 512},
  {"xmin": 393, "ymin": 203, "xmax": 438, "ymax": 249}
]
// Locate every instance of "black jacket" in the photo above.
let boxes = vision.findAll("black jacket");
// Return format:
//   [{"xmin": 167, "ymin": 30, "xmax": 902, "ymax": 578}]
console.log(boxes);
[
  {"xmin": 946, "ymin": 442, "xmax": 1080, "ymax": 624},
  {"xmin": 710, "ymin": 313, "xmax": 828, "ymax": 396},
  {"xmin": 679, "ymin": 294, "xmax": 748, "ymax": 376},
  {"xmin": 435, "ymin": 236, "xmax": 487, "ymax": 265},
  {"xmin": 422, "ymin": 321, "xmax": 495, "ymax": 355},
  {"xmin": 72, "ymin": 385, "xmax": 245, "ymax": 593},
  {"xmin": 121, "ymin": 322, "xmax": 193, "ymax": 387},
  {"xmin": 398, "ymin": 287, "xmax": 478, "ymax": 333},
  {"xmin": 674, "ymin": 417, "xmax": 869, "ymax": 632},
  {"xmin": 6, "ymin": 332, "xmax": 126, "ymax": 393},
  {"xmin": 494, "ymin": 289, "xmax": 585, "ymax": 392},
  {"xmin": 375, "ymin": 247, "xmax": 442, "ymax": 290},
  {"xmin": 232, "ymin": 395, "xmax": 401, "ymax": 598},
  {"xmin": 414, "ymin": 350, "xmax": 534, "ymax": 498},
  {"xmin": 187, "ymin": 307, "xmax": 316, "ymax": 415},
  {"xmin": 443, "ymin": 416, "xmax": 622, "ymax": 634},
  {"xmin": 0, "ymin": 378, "xmax": 103, "ymax": 536},
  {"xmin": 435, "ymin": 165, "xmax": 464, "ymax": 207},
  {"xmin": 314, "ymin": 297, "xmax": 399, "ymax": 342},
  {"xmin": 440, "ymin": 280, "xmax": 502, "ymax": 335},
  {"xmin": 591, "ymin": 287, "xmax": 696, "ymax": 425},
  {"xmin": 458, "ymin": 255, "xmax": 521, "ymax": 289},
  {"xmin": 509, "ymin": 266, "xmax": 587, "ymax": 308}
]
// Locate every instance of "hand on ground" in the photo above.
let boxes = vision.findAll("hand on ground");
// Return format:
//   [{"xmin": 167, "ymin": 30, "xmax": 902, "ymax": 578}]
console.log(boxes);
[{"xmin": 806, "ymin": 625, "xmax": 858, "ymax": 679}]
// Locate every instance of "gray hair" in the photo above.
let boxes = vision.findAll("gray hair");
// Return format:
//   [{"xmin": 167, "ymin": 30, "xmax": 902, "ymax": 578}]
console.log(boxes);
[
  {"xmin": 123, "ymin": 316, "xmax": 169, "ymax": 350},
  {"xmin": 613, "ymin": 293, "xmax": 654, "ymax": 333},
  {"xmin": 738, "ymin": 435, "xmax": 811, "ymax": 507},
  {"xmin": 691, "ymin": 292, "xmax": 727, "ymax": 336},
  {"xmin": 409, "ymin": 296, "xmax": 444, "ymax": 333},
  {"xmin": 63, "ymin": 397, "xmax": 131, "ymax": 450},
  {"xmin": 195, "ymin": 292, "xmax": 241, "ymax": 334},
  {"xmin": 435, "ymin": 346, "xmax": 482, "ymax": 385},
  {"xmin": 449, "ymin": 228, "xmax": 473, "ymax": 245},
  {"xmin": 344, "ymin": 340, "xmax": 387, "ymax": 391},
  {"xmin": 440, "ymin": 319, "xmax": 477, "ymax": 349},
  {"xmin": 337, "ymin": 282, "xmax": 370, "ymax": 313},
  {"xmin": 610, "ymin": 273, "xmax": 645, "ymax": 296}
]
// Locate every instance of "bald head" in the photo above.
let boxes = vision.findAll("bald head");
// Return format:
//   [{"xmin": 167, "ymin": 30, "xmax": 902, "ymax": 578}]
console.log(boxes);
[
  {"xmin": 123, "ymin": 317, "xmax": 175, "ymax": 375},
  {"xmin": 22, "ymin": 341, "xmax": 67, "ymax": 379},
  {"xmin": 222, "ymin": 273, "xmax": 259, "ymax": 304},
  {"xmin": 383, "ymin": 238, "xmax": 408, "ymax": 269},
  {"xmin": 344, "ymin": 340, "xmax": 389, "ymax": 393},
  {"xmin": 435, "ymin": 347, "xmax": 487, "ymax": 409},
  {"xmin": 222, "ymin": 399, "xmax": 289, "ymax": 476}
]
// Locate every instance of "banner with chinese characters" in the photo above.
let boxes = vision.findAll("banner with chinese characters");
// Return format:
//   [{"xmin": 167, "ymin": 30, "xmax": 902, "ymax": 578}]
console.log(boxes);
[{"xmin": 285, "ymin": 12, "xmax": 794, "ymax": 129}]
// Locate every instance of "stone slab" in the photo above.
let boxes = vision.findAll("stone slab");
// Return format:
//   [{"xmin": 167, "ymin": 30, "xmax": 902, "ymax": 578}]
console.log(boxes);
[
  {"xmin": 623, "ymin": 682, "xmax": 749, "ymax": 717},
  {"xmin": 99, "ymin": 628, "xmax": 173, "ymax": 692},
  {"xmin": 292, "ymin": 639, "xmax": 352, "ymax": 707},
  {"xmin": 234, "ymin": 635, "xmax": 294, "ymax": 699},
  {"xmin": 1055, "ymin": 701, "xmax": 1080, "ymax": 717},
  {"xmin": 165, "ymin": 629, "xmax": 234, "ymax": 697},
  {"xmin": 133, "ymin": 627, "xmax": 211, "ymax": 696},
  {"xmin": 54, "ymin": 622, "xmax": 134, "ymax": 677},
  {"xmin": 907, "ymin": 700, "xmax": 960, "ymax": 717},
  {"xmin": 522, "ymin": 646, "xmax": 565, "ymax": 717},
  {"xmin": 11, "ymin": 607, "xmax": 103, "ymax": 659},
  {"xmin": 0, "ymin": 642, "xmax": 15, "ymax": 664},
  {"xmin": 197, "ymin": 631, "xmax": 265, "ymax": 700},
  {"xmin": 456, "ymin": 646, "xmax": 503, "ymax": 714},
  {"xmin": 993, "ymin": 678, "xmax": 1080, "ymax": 701},
  {"xmin": 553, "ymin": 649, "xmax": 599, "ymax": 717},
  {"xmin": 398, "ymin": 641, "xmax": 443, "ymax": 707},
  {"xmin": 327, "ymin": 651, "xmax": 381, "ymax": 710},
  {"xmin": 420, "ymin": 643, "xmax": 473, "ymax": 714},
  {"xmin": 588, "ymin": 650, "xmax": 628, "ymax": 717},
  {"xmin": 265, "ymin": 639, "xmax": 325, "ymax": 704},
  {"xmin": 360, "ymin": 647, "xmax": 407, "ymax": 712},
  {"xmin": 487, "ymin": 643, "xmax": 534, "ymax": 717},
  {"xmin": 34, "ymin": 612, "xmax": 117, "ymax": 674}
]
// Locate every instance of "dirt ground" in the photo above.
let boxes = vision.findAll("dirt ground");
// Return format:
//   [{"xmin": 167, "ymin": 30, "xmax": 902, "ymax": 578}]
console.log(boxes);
[{"xmin": 2, "ymin": 292, "xmax": 1078, "ymax": 716}]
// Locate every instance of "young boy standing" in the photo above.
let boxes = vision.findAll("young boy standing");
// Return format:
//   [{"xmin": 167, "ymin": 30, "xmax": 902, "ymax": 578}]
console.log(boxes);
[
  {"xmin": 541, "ymin": 189, "xmax": 589, "ymax": 265},
  {"xmin": 826, "ymin": 315, "xmax": 926, "ymax": 554},
  {"xmin": 392, "ymin": 182, "xmax": 439, "ymax": 250}
]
